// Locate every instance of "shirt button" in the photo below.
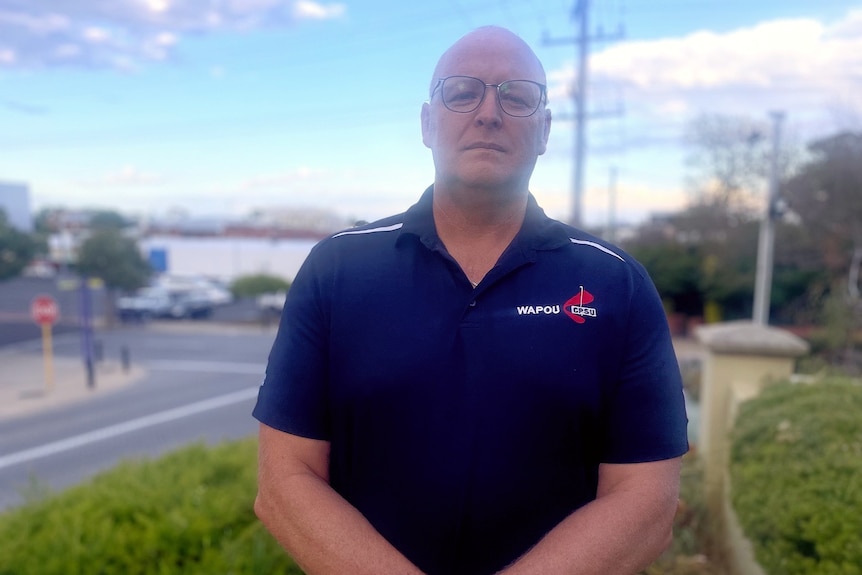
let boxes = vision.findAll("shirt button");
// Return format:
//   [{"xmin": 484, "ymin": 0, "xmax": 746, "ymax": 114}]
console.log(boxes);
[{"xmin": 469, "ymin": 301, "xmax": 477, "ymax": 307}]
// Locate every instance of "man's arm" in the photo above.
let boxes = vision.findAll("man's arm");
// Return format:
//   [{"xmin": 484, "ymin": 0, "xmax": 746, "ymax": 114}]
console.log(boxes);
[
  {"xmin": 499, "ymin": 457, "xmax": 682, "ymax": 575},
  {"xmin": 254, "ymin": 423, "xmax": 425, "ymax": 575}
]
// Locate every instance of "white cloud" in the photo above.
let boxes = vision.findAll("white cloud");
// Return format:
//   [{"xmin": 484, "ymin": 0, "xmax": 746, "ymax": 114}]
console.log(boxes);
[
  {"xmin": 0, "ymin": 48, "xmax": 16, "ymax": 64},
  {"xmin": 589, "ymin": 18, "xmax": 835, "ymax": 91},
  {"xmin": 555, "ymin": 11, "xmax": 862, "ymax": 143},
  {"xmin": 54, "ymin": 43, "xmax": 82, "ymax": 59},
  {"xmin": 143, "ymin": 0, "xmax": 171, "ymax": 14},
  {"xmin": 98, "ymin": 165, "xmax": 165, "ymax": 186},
  {"xmin": 0, "ymin": 0, "xmax": 347, "ymax": 69},
  {"xmin": 828, "ymin": 8, "xmax": 862, "ymax": 37},
  {"xmin": 293, "ymin": 0, "xmax": 345, "ymax": 20},
  {"xmin": 239, "ymin": 167, "xmax": 326, "ymax": 190},
  {"xmin": 83, "ymin": 26, "xmax": 110, "ymax": 42}
]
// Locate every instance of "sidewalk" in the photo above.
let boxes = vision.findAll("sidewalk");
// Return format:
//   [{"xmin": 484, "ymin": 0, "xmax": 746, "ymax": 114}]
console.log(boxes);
[
  {"xmin": 0, "ymin": 321, "xmax": 278, "ymax": 423},
  {"xmin": 0, "ymin": 347, "xmax": 147, "ymax": 421}
]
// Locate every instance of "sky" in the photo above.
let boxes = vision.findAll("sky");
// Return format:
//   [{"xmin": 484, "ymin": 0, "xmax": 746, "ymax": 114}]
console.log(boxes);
[{"xmin": 1, "ymin": 0, "xmax": 861, "ymax": 228}]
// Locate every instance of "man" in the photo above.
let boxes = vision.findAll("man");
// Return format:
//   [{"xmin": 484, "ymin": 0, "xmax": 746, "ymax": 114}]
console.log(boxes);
[{"xmin": 253, "ymin": 26, "xmax": 688, "ymax": 575}]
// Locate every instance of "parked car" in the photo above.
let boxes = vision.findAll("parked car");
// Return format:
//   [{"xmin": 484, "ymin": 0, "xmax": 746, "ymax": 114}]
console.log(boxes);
[
  {"xmin": 256, "ymin": 291, "xmax": 286, "ymax": 313},
  {"xmin": 154, "ymin": 275, "xmax": 233, "ymax": 307},
  {"xmin": 117, "ymin": 287, "xmax": 172, "ymax": 321},
  {"xmin": 165, "ymin": 288, "xmax": 213, "ymax": 319},
  {"xmin": 118, "ymin": 286, "xmax": 214, "ymax": 321}
]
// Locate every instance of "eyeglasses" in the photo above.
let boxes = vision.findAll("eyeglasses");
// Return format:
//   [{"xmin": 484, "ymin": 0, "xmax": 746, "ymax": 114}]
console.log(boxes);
[{"xmin": 430, "ymin": 75, "xmax": 547, "ymax": 118}]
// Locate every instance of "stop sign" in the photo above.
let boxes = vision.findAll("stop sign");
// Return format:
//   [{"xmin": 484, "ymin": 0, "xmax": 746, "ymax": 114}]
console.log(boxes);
[{"xmin": 31, "ymin": 295, "xmax": 60, "ymax": 325}]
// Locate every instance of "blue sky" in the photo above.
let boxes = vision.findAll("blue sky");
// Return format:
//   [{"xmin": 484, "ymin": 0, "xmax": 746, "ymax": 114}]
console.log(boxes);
[{"xmin": 2, "ymin": 0, "xmax": 861, "ymax": 227}]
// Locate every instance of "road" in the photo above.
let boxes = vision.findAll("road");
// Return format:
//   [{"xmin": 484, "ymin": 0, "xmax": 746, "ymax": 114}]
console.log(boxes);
[{"xmin": 0, "ymin": 323, "xmax": 276, "ymax": 511}]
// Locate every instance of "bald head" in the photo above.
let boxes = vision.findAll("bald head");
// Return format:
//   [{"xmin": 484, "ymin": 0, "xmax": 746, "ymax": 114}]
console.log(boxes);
[{"xmin": 430, "ymin": 26, "xmax": 547, "ymax": 95}]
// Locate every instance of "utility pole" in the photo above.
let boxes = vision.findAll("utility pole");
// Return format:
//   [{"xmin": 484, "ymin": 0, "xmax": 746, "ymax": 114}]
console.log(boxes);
[
  {"xmin": 752, "ymin": 111, "xmax": 785, "ymax": 325},
  {"xmin": 544, "ymin": 0, "xmax": 623, "ymax": 228},
  {"xmin": 572, "ymin": 0, "xmax": 589, "ymax": 229},
  {"xmin": 607, "ymin": 165, "xmax": 618, "ymax": 243}
]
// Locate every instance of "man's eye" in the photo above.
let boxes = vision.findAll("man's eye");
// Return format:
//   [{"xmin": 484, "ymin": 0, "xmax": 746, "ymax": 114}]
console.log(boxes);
[
  {"xmin": 502, "ymin": 93, "xmax": 529, "ymax": 106},
  {"xmin": 450, "ymin": 89, "xmax": 480, "ymax": 102}
]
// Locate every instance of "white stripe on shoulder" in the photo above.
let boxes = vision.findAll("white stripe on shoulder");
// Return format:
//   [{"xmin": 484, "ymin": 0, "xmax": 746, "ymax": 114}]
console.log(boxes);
[
  {"xmin": 331, "ymin": 223, "xmax": 404, "ymax": 238},
  {"xmin": 569, "ymin": 238, "xmax": 626, "ymax": 262}
]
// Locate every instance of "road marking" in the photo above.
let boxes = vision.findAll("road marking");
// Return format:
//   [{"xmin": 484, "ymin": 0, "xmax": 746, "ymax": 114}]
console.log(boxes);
[
  {"xmin": 0, "ymin": 387, "xmax": 260, "ymax": 471},
  {"xmin": 147, "ymin": 360, "xmax": 265, "ymax": 374}
]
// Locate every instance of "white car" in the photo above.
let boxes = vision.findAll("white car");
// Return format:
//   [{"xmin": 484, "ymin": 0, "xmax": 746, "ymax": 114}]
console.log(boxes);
[{"xmin": 117, "ymin": 287, "xmax": 172, "ymax": 321}]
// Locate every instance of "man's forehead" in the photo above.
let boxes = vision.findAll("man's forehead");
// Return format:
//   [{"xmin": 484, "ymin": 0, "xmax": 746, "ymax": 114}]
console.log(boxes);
[{"xmin": 433, "ymin": 28, "xmax": 546, "ymax": 82}]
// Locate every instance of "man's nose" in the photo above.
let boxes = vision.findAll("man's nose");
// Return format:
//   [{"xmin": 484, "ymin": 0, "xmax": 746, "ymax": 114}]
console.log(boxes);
[{"xmin": 474, "ymin": 88, "xmax": 503, "ymax": 126}]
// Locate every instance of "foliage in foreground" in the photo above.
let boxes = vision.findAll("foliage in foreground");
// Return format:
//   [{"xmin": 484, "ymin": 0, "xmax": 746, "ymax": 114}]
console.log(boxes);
[
  {"xmin": 0, "ymin": 438, "xmax": 724, "ymax": 574},
  {"xmin": 730, "ymin": 380, "xmax": 862, "ymax": 575},
  {"xmin": 0, "ymin": 439, "xmax": 301, "ymax": 575}
]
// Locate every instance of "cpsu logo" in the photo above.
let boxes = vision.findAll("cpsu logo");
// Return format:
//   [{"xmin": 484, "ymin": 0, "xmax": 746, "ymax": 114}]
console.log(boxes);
[{"xmin": 563, "ymin": 289, "xmax": 596, "ymax": 324}]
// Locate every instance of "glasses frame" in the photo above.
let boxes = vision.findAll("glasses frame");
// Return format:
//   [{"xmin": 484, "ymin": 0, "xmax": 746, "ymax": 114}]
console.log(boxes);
[{"xmin": 430, "ymin": 75, "xmax": 547, "ymax": 118}]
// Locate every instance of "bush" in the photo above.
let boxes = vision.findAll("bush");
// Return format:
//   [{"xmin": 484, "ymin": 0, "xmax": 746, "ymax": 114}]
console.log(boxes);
[
  {"xmin": 0, "ymin": 437, "xmax": 725, "ymax": 574},
  {"xmin": 730, "ymin": 380, "xmax": 862, "ymax": 575},
  {"xmin": 230, "ymin": 274, "xmax": 291, "ymax": 299},
  {"xmin": 0, "ymin": 438, "xmax": 301, "ymax": 575}
]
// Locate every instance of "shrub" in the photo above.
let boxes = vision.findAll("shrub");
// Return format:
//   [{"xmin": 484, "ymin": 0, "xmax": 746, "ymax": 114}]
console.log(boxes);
[
  {"xmin": 0, "ymin": 437, "xmax": 725, "ymax": 574},
  {"xmin": 0, "ymin": 439, "xmax": 300, "ymax": 575},
  {"xmin": 730, "ymin": 380, "xmax": 862, "ymax": 575},
  {"xmin": 230, "ymin": 274, "xmax": 291, "ymax": 299}
]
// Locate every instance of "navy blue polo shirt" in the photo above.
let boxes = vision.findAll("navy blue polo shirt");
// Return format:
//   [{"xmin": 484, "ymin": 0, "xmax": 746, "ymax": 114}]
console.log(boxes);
[{"xmin": 253, "ymin": 186, "xmax": 688, "ymax": 575}]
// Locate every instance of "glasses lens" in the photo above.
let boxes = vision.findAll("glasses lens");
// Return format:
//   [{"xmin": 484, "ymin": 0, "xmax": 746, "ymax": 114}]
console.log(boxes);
[
  {"xmin": 498, "ymin": 81, "xmax": 543, "ymax": 117},
  {"xmin": 440, "ymin": 77, "xmax": 486, "ymax": 112}
]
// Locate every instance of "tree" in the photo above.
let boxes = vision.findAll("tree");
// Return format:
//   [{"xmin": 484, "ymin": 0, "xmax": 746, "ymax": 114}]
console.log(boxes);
[
  {"xmin": 88, "ymin": 210, "xmax": 129, "ymax": 230},
  {"xmin": 624, "ymin": 238, "xmax": 703, "ymax": 317},
  {"xmin": 0, "ymin": 210, "xmax": 40, "ymax": 281},
  {"xmin": 684, "ymin": 113, "xmax": 773, "ymax": 220},
  {"xmin": 782, "ymin": 132, "xmax": 862, "ymax": 299},
  {"xmin": 76, "ymin": 229, "xmax": 151, "ymax": 292},
  {"xmin": 781, "ymin": 132, "xmax": 862, "ymax": 366}
]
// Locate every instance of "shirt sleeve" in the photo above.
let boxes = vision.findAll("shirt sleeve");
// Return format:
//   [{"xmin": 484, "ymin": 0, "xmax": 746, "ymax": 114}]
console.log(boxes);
[
  {"xmin": 252, "ymin": 243, "xmax": 332, "ymax": 440},
  {"xmin": 600, "ymin": 267, "xmax": 690, "ymax": 463}
]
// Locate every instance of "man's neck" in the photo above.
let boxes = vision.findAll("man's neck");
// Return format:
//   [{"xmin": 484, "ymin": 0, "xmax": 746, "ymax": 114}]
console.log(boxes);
[
  {"xmin": 431, "ymin": 184, "xmax": 528, "ymax": 286},
  {"xmin": 431, "ymin": 183, "xmax": 528, "ymax": 236}
]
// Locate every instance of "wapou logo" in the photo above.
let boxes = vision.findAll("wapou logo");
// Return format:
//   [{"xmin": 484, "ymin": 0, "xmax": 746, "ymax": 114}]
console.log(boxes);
[{"xmin": 515, "ymin": 286, "xmax": 597, "ymax": 324}]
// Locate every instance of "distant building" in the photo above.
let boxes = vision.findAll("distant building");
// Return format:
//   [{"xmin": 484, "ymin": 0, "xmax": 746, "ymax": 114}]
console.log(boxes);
[
  {"xmin": 0, "ymin": 181, "xmax": 32, "ymax": 232},
  {"xmin": 139, "ymin": 236, "xmax": 317, "ymax": 283},
  {"xmin": 138, "ymin": 206, "xmax": 350, "ymax": 242}
]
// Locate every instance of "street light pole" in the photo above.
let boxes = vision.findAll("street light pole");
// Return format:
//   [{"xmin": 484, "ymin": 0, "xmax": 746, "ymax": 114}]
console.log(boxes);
[{"xmin": 752, "ymin": 111, "xmax": 785, "ymax": 325}]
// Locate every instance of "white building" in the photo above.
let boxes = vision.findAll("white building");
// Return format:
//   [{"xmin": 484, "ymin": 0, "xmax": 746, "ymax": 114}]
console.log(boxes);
[
  {"xmin": 140, "ymin": 236, "xmax": 318, "ymax": 283},
  {"xmin": 0, "ymin": 181, "xmax": 32, "ymax": 232}
]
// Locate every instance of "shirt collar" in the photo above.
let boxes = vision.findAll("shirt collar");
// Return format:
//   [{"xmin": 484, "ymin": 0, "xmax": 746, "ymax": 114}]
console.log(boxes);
[{"xmin": 398, "ymin": 185, "xmax": 572, "ymax": 253}]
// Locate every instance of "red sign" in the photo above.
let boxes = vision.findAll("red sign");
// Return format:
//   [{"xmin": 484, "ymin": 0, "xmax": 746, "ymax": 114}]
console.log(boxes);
[{"xmin": 31, "ymin": 295, "xmax": 60, "ymax": 326}]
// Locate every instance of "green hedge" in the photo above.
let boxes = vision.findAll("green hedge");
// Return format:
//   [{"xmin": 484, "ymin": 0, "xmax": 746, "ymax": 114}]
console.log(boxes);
[
  {"xmin": 0, "ymin": 435, "xmax": 725, "ymax": 574},
  {"xmin": 0, "ymin": 439, "xmax": 302, "ymax": 575},
  {"xmin": 730, "ymin": 380, "xmax": 862, "ymax": 575},
  {"xmin": 230, "ymin": 274, "xmax": 291, "ymax": 299}
]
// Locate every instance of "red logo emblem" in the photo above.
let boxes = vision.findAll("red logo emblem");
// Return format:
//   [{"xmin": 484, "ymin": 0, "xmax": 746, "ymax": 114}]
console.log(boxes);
[{"xmin": 563, "ymin": 288, "xmax": 596, "ymax": 324}]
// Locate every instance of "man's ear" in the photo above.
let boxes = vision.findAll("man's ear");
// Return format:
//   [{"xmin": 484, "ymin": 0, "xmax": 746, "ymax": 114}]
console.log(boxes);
[
  {"xmin": 538, "ymin": 108, "xmax": 552, "ymax": 156},
  {"xmin": 421, "ymin": 102, "xmax": 433, "ymax": 149}
]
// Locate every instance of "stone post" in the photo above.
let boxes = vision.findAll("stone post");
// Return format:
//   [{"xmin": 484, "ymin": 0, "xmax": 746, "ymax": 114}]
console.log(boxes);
[
  {"xmin": 697, "ymin": 321, "xmax": 809, "ymax": 511},
  {"xmin": 695, "ymin": 321, "xmax": 809, "ymax": 574}
]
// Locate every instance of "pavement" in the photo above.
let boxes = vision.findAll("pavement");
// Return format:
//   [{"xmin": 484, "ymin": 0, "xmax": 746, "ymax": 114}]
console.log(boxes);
[{"xmin": 0, "ymin": 344, "xmax": 148, "ymax": 422}]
